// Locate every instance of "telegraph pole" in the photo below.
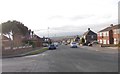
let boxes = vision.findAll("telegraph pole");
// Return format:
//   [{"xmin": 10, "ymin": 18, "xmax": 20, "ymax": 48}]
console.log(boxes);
[{"xmin": 48, "ymin": 27, "xmax": 49, "ymax": 38}]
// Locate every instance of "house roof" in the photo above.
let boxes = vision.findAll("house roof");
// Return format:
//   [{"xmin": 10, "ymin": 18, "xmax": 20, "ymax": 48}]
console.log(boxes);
[
  {"xmin": 98, "ymin": 24, "xmax": 120, "ymax": 32},
  {"xmin": 98, "ymin": 27, "xmax": 112, "ymax": 32},
  {"xmin": 112, "ymin": 24, "xmax": 120, "ymax": 29},
  {"xmin": 34, "ymin": 34, "xmax": 41, "ymax": 39},
  {"xmin": 83, "ymin": 30, "xmax": 97, "ymax": 36}
]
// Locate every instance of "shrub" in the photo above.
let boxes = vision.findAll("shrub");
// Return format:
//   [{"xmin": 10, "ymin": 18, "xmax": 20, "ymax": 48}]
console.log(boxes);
[{"xmin": 80, "ymin": 38, "xmax": 85, "ymax": 44}]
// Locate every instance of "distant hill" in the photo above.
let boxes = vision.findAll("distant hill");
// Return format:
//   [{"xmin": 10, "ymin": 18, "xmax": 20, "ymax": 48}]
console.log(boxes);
[{"xmin": 50, "ymin": 35, "xmax": 81, "ymax": 41}]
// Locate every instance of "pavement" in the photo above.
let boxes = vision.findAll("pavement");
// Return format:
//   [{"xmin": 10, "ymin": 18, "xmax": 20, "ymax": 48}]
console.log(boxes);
[
  {"xmin": 2, "ymin": 45, "xmax": 118, "ymax": 72},
  {"xmin": 105, "ymin": 47, "xmax": 119, "ymax": 50},
  {"xmin": 80, "ymin": 46, "xmax": 118, "ymax": 54}
]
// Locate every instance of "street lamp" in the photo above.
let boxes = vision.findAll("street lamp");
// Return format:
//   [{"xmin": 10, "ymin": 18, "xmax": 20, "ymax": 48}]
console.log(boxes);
[{"xmin": 48, "ymin": 27, "xmax": 49, "ymax": 38}]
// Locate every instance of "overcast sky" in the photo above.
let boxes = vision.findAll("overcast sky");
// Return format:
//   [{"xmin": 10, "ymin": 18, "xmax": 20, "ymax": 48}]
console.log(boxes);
[{"xmin": 0, "ymin": 0, "xmax": 119, "ymax": 37}]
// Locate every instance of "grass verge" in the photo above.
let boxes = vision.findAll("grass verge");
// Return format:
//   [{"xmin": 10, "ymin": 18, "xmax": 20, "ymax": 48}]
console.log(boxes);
[{"xmin": 26, "ymin": 47, "xmax": 48, "ymax": 55}]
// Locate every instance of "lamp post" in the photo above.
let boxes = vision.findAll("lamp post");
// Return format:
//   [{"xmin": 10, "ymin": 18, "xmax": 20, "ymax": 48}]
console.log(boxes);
[{"xmin": 48, "ymin": 27, "xmax": 49, "ymax": 38}]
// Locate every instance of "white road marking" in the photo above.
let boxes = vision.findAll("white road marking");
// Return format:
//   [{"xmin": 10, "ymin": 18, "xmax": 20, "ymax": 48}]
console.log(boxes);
[
  {"xmin": 24, "ymin": 55, "xmax": 39, "ymax": 58},
  {"xmin": 95, "ymin": 50, "xmax": 99, "ymax": 51},
  {"xmin": 24, "ymin": 53, "xmax": 47, "ymax": 58}
]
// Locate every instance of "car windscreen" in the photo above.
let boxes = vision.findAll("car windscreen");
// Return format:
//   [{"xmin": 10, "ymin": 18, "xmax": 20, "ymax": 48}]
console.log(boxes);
[
  {"xmin": 50, "ymin": 45, "xmax": 55, "ymax": 46},
  {"xmin": 72, "ymin": 43, "xmax": 76, "ymax": 44}
]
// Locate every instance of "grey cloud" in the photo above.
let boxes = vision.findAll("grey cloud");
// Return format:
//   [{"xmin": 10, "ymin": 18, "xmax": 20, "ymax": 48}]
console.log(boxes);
[
  {"xmin": 37, "ymin": 18, "xmax": 117, "ymax": 37},
  {"xmin": 48, "ymin": 15, "xmax": 64, "ymax": 20},
  {"xmin": 50, "ymin": 25, "xmax": 83, "ymax": 31},
  {"xmin": 69, "ymin": 15, "xmax": 94, "ymax": 21},
  {"xmin": 48, "ymin": 15, "xmax": 94, "ymax": 21},
  {"xmin": 102, "ymin": 15, "xmax": 112, "ymax": 19}
]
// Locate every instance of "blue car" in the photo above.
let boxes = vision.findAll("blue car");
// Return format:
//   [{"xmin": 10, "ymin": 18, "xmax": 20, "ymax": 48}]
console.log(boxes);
[{"xmin": 48, "ymin": 44, "xmax": 56, "ymax": 50}]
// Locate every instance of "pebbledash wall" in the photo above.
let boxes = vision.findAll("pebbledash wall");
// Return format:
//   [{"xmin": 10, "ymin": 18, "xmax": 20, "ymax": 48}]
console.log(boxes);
[{"xmin": 2, "ymin": 46, "xmax": 33, "ymax": 57}]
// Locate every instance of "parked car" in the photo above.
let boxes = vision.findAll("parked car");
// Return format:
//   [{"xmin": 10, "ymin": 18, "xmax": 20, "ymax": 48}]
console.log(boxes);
[
  {"xmin": 43, "ymin": 43, "xmax": 49, "ymax": 47},
  {"xmin": 54, "ymin": 42, "xmax": 59, "ymax": 47},
  {"xmin": 48, "ymin": 44, "xmax": 56, "ymax": 50},
  {"xmin": 70, "ymin": 42, "xmax": 78, "ymax": 48}
]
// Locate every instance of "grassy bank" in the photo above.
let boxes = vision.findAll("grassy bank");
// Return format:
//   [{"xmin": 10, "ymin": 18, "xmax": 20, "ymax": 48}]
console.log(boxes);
[{"xmin": 26, "ymin": 47, "xmax": 48, "ymax": 55}]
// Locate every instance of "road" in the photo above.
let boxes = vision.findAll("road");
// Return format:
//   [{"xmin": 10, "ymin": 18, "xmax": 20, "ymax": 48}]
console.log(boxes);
[{"xmin": 2, "ymin": 45, "xmax": 118, "ymax": 72}]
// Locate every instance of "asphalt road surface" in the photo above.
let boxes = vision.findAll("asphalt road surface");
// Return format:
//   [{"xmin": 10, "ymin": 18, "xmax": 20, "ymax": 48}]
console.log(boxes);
[{"xmin": 2, "ymin": 45, "xmax": 118, "ymax": 72}]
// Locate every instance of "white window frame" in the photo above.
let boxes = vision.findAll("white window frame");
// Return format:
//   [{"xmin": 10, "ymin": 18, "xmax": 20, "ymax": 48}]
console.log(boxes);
[
  {"xmin": 100, "ymin": 39, "xmax": 102, "ymax": 43},
  {"xmin": 103, "ymin": 39, "xmax": 106, "ymax": 44},
  {"xmin": 114, "ymin": 38, "xmax": 117, "ymax": 44},
  {"xmin": 98, "ymin": 40, "xmax": 99, "ymax": 42},
  {"xmin": 103, "ymin": 32, "xmax": 106, "ymax": 36},
  {"xmin": 97, "ymin": 33, "xmax": 99, "ymax": 36},
  {"xmin": 107, "ymin": 40, "xmax": 109, "ymax": 44},
  {"xmin": 100, "ymin": 32, "xmax": 102, "ymax": 36},
  {"xmin": 106, "ymin": 31, "xmax": 109, "ymax": 36}
]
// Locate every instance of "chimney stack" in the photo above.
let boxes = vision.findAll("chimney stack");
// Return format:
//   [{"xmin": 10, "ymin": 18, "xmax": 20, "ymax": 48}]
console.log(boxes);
[
  {"xmin": 110, "ymin": 24, "xmax": 113, "ymax": 27},
  {"xmin": 88, "ymin": 28, "xmax": 90, "ymax": 31}
]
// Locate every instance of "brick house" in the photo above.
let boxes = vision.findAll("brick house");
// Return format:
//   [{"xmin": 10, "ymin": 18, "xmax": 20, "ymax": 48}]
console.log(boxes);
[
  {"xmin": 13, "ymin": 33, "xmax": 25, "ymax": 46},
  {"xmin": 32, "ymin": 35, "xmax": 43, "ymax": 47},
  {"xmin": 82, "ymin": 28, "xmax": 97, "ymax": 44},
  {"xmin": 12, "ymin": 32, "xmax": 43, "ymax": 47},
  {"xmin": 1, "ymin": 35, "xmax": 11, "ymax": 49},
  {"xmin": 112, "ymin": 24, "xmax": 120, "ymax": 44},
  {"xmin": 97, "ymin": 24, "xmax": 120, "ymax": 44}
]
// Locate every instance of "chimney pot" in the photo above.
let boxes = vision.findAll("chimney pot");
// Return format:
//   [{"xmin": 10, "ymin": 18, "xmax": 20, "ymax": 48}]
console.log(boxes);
[{"xmin": 88, "ymin": 28, "xmax": 90, "ymax": 31}]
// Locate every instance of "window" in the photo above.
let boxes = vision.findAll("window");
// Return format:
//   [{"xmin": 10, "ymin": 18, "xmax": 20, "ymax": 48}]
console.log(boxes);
[
  {"xmin": 103, "ymin": 40, "xmax": 106, "ymax": 44},
  {"xmin": 91, "ymin": 35, "xmax": 94, "ymax": 39},
  {"xmin": 114, "ymin": 38, "xmax": 117, "ymax": 44},
  {"xmin": 97, "ymin": 33, "xmax": 99, "ymax": 36},
  {"xmin": 100, "ymin": 39, "xmax": 102, "ymax": 43},
  {"xmin": 103, "ymin": 32, "xmax": 106, "ymax": 36},
  {"xmin": 117, "ymin": 29, "xmax": 120, "ymax": 34},
  {"xmin": 100, "ymin": 32, "xmax": 102, "ymax": 36},
  {"xmin": 106, "ymin": 32, "xmax": 109, "ymax": 36},
  {"xmin": 107, "ymin": 40, "xmax": 109, "ymax": 44},
  {"xmin": 114, "ymin": 29, "xmax": 120, "ymax": 34}
]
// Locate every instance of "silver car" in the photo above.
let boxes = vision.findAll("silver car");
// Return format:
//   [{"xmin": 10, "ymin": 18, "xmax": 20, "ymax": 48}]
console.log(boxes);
[{"xmin": 70, "ymin": 42, "xmax": 78, "ymax": 48}]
